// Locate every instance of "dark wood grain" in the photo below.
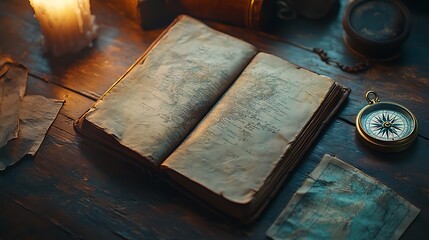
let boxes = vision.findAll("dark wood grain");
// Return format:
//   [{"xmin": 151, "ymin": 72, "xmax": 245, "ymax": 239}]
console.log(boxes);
[
  {"xmin": 0, "ymin": 192, "xmax": 73, "ymax": 239},
  {"xmin": 0, "ymin": 0, "xmax": 428, "ymax": 239}
]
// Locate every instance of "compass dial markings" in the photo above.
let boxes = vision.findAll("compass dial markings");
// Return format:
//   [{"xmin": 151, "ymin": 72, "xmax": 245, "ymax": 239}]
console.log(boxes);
[
  {"xmin": 363, "ymin": 109, "xmax": 411, "ymax": 141},
  {"xmin": 356, "ymin": 92, "xmax": 418, "ymax": 151}
]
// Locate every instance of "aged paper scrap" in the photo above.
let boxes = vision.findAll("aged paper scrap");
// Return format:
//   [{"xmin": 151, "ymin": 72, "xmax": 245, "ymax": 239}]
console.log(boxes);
[
  {"xmin": 266, "ymin": 154, "xmax": 420, "ymax": 240},
  {"xmin": 0, "ymin": 95, "xmax": 64, "ymax": 170},
  {"xmin": 19, "ymin": 95, "xmax": 64, "ymax": 156},
  {"xmin": 0, "ymin": 138, "xmax": 33, "ymax": 171},
  {"xmin": 0, "ymin": 58, "xmax": 27, "ymax": 148},
  {"xmin": 0, "ymin": 92, "xmax": 21, "ymax": 148}
]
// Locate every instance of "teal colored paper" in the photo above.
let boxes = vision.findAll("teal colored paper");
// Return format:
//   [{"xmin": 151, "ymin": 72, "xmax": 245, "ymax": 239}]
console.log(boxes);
[{"xmin": 266, "ymin": 154, "xmax": 420, "ymax": 240}]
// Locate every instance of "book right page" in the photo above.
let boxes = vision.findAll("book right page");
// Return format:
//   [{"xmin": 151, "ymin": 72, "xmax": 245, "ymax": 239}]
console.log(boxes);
[{"xmin": 161, "ymin": 52, "xmax": 334, "ymax": 207}]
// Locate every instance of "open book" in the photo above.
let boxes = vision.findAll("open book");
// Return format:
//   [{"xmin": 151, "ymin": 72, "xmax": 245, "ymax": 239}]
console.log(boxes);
[{"xmin": 75, "ymin": 15, "xmax": 350, "ymax": 222}]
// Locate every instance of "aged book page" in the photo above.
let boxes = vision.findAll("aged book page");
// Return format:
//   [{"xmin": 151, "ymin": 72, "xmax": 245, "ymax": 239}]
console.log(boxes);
[
  {"xmin": 266, "ymin": 154, "xmax": 420, "ymax": 240},
  {"xmin": 161, "ymin": 53, "xmax": 334, "ymax": 207},
  {"xmin": 83, "ymin": 16, "xmax": 257, "ymax": 166}
]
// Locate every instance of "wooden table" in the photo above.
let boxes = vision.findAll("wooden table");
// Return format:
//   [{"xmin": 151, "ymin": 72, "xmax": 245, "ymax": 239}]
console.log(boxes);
[{"xmin": 1, "ymin": 0, "xmax": 428, "ymax": 239}]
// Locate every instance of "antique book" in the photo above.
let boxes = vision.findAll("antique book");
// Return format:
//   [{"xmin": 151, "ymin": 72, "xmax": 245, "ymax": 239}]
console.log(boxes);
[{"xmin": 75, "ymin": 15, "xmax": 350, "ymax": 222}]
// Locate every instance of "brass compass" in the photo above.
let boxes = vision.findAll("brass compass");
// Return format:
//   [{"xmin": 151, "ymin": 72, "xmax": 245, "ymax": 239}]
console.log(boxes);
[{"xmin": 356, "ymin": 91, "xmax": 418, "ymax": 152}]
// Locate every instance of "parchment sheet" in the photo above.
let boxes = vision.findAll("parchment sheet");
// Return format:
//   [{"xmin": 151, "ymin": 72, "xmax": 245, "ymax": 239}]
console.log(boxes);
[
  {"xmin": 0, "ymin": 57, "xmax": 27, "ymax": 148},
  {"xmin": 266, "ymin": 154, "xmax": 420, "ymax": 240},
  {"xmin": 0, "ymin": 95, "xmax": 64, "ymax": 170}
]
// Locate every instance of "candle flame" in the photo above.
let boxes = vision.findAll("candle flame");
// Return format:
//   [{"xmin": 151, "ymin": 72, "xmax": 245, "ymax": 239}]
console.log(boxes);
[{"xmin": 29, "ymin": 0, "xmax": 98, "ymax": 56}]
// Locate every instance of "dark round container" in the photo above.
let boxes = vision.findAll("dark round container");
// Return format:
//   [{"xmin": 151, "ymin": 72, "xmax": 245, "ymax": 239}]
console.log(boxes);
[{"xmin": 342, "ymin": 0, "xmax": 412, "ymax": 60}]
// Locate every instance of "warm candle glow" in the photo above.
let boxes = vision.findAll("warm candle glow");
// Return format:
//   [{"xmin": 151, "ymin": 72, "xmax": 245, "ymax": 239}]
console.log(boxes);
[{"xmin": 29, "ymin": 0, "xmax": 98, "ymax": 56}]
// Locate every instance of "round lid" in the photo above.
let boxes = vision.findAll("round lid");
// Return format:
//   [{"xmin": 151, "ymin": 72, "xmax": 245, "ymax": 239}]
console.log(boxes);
[{"xmin": 344, "ymin": 0, "xmax": 411, "ymax": 45}]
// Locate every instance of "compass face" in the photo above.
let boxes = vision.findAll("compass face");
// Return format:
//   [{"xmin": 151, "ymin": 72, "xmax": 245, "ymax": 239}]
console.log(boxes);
[{"xmin": 359, "ymin": 103, "xmax": 415, "ymax": 142}]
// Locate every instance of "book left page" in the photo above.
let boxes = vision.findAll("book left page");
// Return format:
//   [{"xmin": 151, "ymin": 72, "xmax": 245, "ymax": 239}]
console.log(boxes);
[{"xmin": 82, "ymin": 15, "xmax": 257, "ymax": 167}]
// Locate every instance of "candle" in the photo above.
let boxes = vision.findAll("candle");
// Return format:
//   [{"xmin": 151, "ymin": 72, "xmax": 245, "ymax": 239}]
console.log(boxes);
[{"xmin": 29, "ymin": 0, "xmax": 98, "ymax": 56}]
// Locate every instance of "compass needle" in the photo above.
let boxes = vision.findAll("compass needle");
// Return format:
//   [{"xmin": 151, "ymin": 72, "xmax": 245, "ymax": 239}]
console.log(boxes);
[{"xmin": 391, "ymin": 128, "xmax": 399, "ymax": 136}]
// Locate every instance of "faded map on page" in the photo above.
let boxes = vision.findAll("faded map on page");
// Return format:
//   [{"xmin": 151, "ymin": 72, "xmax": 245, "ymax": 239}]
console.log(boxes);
[
  {"xmin": 266, "ymin": 154, "xmax": 420, "ymax": 240},
  {"xmin": 85, "ymin": 16, "xmax": 256, "ymax": 166}
]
